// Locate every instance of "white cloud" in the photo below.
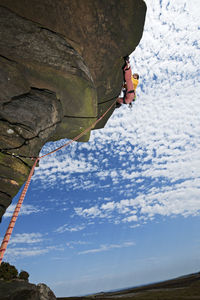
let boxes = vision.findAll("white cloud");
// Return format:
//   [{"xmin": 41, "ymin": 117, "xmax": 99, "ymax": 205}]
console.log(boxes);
[
  {"xmin": 122, "ymin": 215, "xmax": 138, "ymax": 223},
  {"xmin": 78, "ymin": 241, "xmax": 135, "ymax": 255},
  {"xmin": 55, "ymin": 224, "xmax": 85, "ymax": 233},
  {"xmin": 66, "ymin": 241, "xmax": 91, "ymax": 249},
  {"xmin": 101, "ymin": 202, "xmax": 115, "ymax": 211},
  {"xmin": 74, "ymin": 199, "xmax": 138, "ymax": 224},
  {"xmin": 4, "ymin": 245, "xmax": 64, "ymax": 260},
  {"xmin": 4, "ymin": 204, "xmax": 41, "ymax": 218},
  {"xmin": 74, "ymin": 206, "xmax": 104, "ymax": 219},
  {"xmin": 5, "ymin": 247, "xmax": 49, "ymax": 257},
  {"xmin": 1, "ymin": 232, "xmax": 65, "ymax": 261},
  {"xmin": 9, "ymin": 233, "xmax": 44, "ymax": 245}
]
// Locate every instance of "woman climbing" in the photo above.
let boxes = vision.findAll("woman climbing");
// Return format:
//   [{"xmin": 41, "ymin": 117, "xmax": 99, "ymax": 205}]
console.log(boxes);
[{"xmin": 116, "ymin": 56, "xmax": 139, "ymax": 108}]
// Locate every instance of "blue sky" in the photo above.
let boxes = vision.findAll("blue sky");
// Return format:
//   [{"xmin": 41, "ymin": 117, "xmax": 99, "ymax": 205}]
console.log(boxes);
[{"xmin": 1, "ymin": 0, "xmax": 200, "ymax": 297}]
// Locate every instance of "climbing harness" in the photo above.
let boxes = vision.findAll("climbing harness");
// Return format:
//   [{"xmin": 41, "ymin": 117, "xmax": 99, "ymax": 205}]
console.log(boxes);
[{"xmin": 0, "ymin": 99, "xmax": 117, "ymax": 264}]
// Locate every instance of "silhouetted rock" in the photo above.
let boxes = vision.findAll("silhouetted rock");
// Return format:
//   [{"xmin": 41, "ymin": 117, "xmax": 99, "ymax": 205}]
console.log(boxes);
[{"xmin": 0, "ymin": 280, "xmax": 56, "ymax": 300}]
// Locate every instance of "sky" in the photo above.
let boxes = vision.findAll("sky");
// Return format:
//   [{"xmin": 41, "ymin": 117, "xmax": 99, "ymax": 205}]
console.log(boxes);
[{"xmin": 1, "ymin": 0, "xmax": 200, "ymax": 297}]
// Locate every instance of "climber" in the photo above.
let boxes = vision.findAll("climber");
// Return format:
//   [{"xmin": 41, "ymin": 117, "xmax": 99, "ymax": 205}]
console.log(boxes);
[{"xmin": 116, "ymin": 56, "xmax": 139, "ymax": 108}]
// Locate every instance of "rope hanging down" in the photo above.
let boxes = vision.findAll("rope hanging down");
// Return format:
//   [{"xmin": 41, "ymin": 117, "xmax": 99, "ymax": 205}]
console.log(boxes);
[
  {"xmin": 0, "ymin": 158, "xmax": 39, "ymax": 264},
  {"xmin": 0, "ymin": 99, "xmax": 117, "ymax": 264}
]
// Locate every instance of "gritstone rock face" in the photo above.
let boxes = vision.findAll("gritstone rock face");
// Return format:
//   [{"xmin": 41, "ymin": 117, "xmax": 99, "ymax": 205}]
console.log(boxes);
[{"xmin": 0, "ymin": 0, "xmax": 146, "ymax": 220}]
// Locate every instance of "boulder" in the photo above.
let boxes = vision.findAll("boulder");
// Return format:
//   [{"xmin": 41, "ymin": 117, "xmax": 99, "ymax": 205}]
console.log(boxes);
[
  {"xmin": 0, "ymin": 279, "xmax": 56, "ymax": 300},
  {"xmin": 37, "ymin": 283, "xmax": 57, "ymax": 300}
]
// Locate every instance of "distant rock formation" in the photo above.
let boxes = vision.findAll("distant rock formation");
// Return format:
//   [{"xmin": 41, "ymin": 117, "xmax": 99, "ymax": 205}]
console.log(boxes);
[
  {"xmin": 0, "ymin": 280, "xmax": 56, "ymax": 300},
  {"xmin": 0, "ymin": 0, "xmax": 146, "ymax": 220}
]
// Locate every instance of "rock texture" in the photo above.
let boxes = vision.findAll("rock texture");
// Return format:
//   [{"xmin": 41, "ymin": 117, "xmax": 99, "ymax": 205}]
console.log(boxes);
[
  {"xmin": 37, "ymin": 283, "xmax": 56, "ymax": 300},
  {"xmin": 0, "ymin": 279, "xmax": 56, "ymax": 300},
  {"xmin": 0, "ymin": 0, "xmax": 146, "ymax": 221}
]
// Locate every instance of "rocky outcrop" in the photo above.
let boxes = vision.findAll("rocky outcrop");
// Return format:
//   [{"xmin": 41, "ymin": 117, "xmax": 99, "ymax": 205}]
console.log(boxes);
[
  {"xmin": 0, "ymin": 280, "xmax": 56, "ymax": 300},
  {"xmin": 0, "ymin": 0, "xmax": 147, "ymax": 220}
]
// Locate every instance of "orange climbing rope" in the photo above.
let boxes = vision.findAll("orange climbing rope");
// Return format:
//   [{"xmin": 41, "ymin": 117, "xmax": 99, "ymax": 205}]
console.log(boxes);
[
  {"xmin": 0, "ymin": 158, "xmax": 39, "ymax": 264},
  {"xmin": 0, "ymin": 99, "xmax": 117, "ymax": 264}
]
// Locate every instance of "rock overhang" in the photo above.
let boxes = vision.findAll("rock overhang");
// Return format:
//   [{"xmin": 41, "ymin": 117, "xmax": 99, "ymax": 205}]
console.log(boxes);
[{"xmin": 0, "ymin": 0, "xmax": 147, "ymax": 220}]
